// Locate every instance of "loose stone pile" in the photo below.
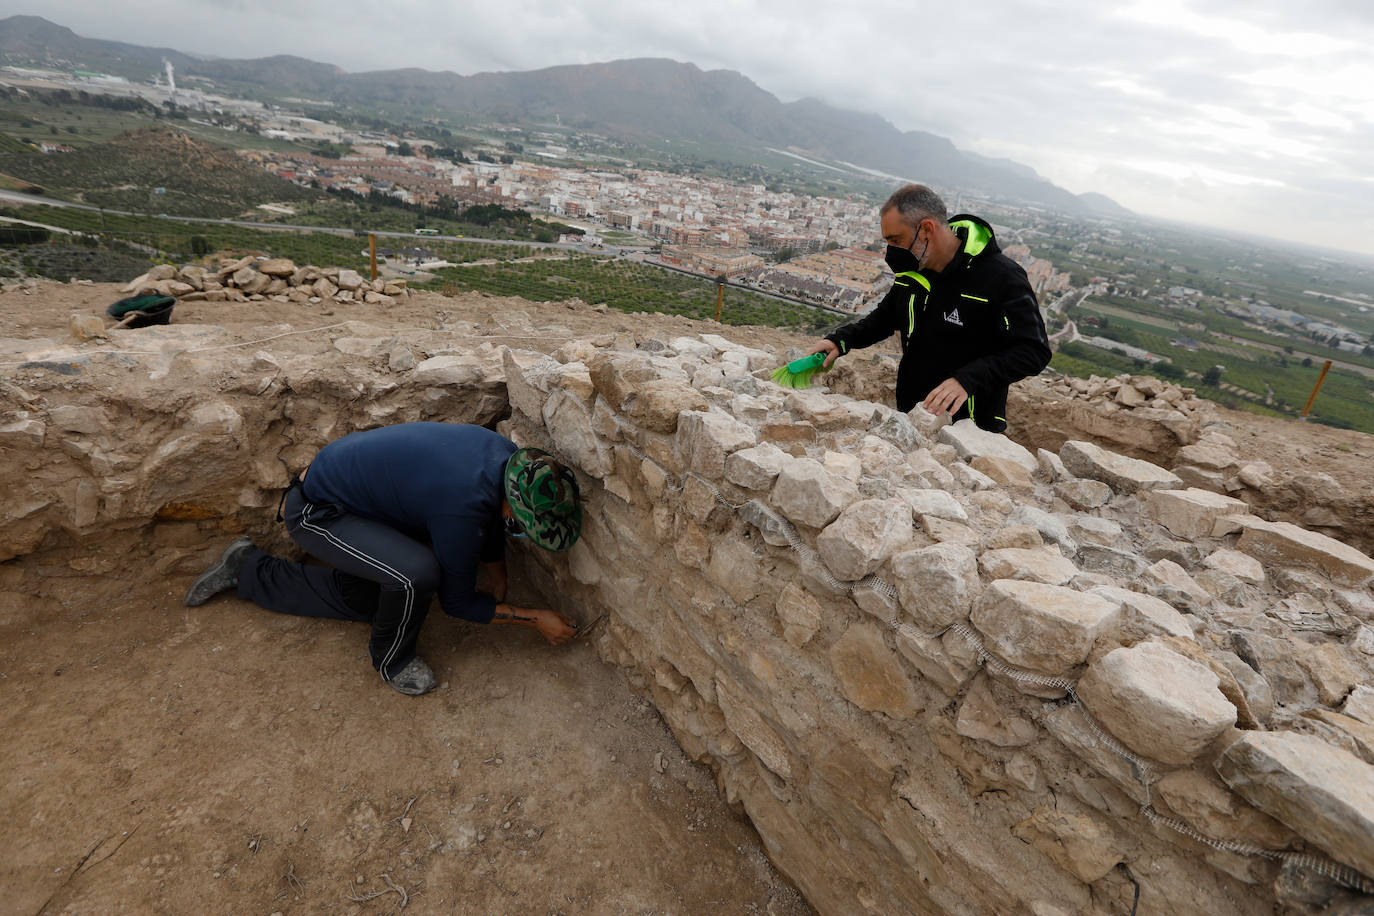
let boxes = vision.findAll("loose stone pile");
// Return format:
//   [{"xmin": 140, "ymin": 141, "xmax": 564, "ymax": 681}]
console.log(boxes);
[
  {"xmin": 123, "ymin": 257, "xmax": 411, "ymax": 307},
  {"xmin": 3, "ymin": 317, "xmax": 1373, "ymax": 915}
]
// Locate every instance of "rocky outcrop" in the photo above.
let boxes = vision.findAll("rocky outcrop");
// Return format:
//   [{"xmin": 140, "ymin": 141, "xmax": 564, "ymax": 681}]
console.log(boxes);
[{"xmin": 3, "ymin": 318, "xmax": 1373, "ymax": 914}]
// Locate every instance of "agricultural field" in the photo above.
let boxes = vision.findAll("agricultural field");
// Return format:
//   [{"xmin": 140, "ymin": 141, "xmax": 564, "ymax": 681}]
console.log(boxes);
[{"xmin": 426, "ymin": 254, "xmax": 838, "ymax": 331}]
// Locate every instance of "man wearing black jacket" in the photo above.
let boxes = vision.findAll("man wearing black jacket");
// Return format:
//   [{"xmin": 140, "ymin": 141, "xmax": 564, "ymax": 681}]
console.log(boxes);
[{"xmin": 805, "ymin": 184, "xmax": 1051, "ymax": 433}]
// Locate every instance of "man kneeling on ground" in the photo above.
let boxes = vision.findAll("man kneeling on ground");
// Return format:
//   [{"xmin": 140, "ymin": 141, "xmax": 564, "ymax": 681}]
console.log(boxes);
[{"xmin": 185, "ymin": 422, "xmax": 582, "ymax": 696}]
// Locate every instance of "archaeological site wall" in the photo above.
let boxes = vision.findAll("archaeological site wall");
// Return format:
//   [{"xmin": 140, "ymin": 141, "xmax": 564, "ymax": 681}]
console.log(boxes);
[{"xmin": 4, "ymin": 315, "xmax": 1374, "ymax": 915}]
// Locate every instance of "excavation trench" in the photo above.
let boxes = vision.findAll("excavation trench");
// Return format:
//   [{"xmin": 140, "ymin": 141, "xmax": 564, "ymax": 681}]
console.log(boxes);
[{"xmin": 3, "ymin": 316, "xmax": 1372, "ymax": 915}]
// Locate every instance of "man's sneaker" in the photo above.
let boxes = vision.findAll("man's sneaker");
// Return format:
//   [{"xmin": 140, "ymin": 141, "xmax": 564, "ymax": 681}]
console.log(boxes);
[
  {"xmin": 387, "ymin": 657, "xmax": 437, "ymax": 696},
  {"xmin": 184, "ymin": 537, "xmax": 254, "ymax": 606}
]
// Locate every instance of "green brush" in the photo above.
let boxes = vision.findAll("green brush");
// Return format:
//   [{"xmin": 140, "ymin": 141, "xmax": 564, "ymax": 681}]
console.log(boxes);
[{"xmin": 770, "ymin": 352, "xmax": 830, "ymax": 389}]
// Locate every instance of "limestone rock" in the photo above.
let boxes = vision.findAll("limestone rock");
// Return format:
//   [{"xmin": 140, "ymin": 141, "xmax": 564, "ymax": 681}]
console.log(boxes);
[
  {"xmin": 1237, "ymin": 518, "xmax": 1374, "ymax": 588},
  {"xmin": 978, "ymin": 547, "xmax": 1079, "ymax": 586},
  {"xmin": 1054, "ymin": 478, "xmax": 1112, "ymax": 510},
  {"xmin": 971, "ymin": 455, "xmax": 1033, "ymax": 489},
  {"xmin": 1154, "ymin": 769, "xmax": 1293, "ymax": 849},
  {"xmin": 624, "ymin": 379, "xmax": 709, "ymax": 434},
  {"xmin": 1146, "ymin": 487, "xmax": 1250, "ymax": 539},
  {"xmin": 981, "ymin": 525, "xmax": 1043, "ymax": 551},
  {"xmin": 0, "ymin": 418, "xmax": 45, "ymax": 448},
  {"xmin": 676, "ymin": 410, "xmax": 756, "ymax": 478},
  {"xmin": 821, "ymin": 449, "xmax": 862, "ymax": 485},
  {"xmin": 725, "ymin": 443, "xmax": 791, "ymax": 491},
  {"xmin": 1036, "ymin": 447, "xmax": 1068, "ymax": 482},
  {"xmin": 1012, "ymin": 804, "xmax": 1126, "ymax": 883},
  {"xmin": 829, "ymin": 622, "xmax": 921, "ymax": 719},
  {"xmin": 1293, "ymin": 643, "xmax": 1362, "ymax": 707},
  {"xmin": 816, "ymin": 498, "xmax": 913, "ymax": 582},
  {"xmin": 956, "ymin": 674, "xmax": 1037, "ymax": 747},
  {"xmin": 1009, "ymin": 505, "xmax": 1076, "ymax": 552},
  {"xmin": 1067, "ymin": 515, "xmax": 1122, "ymax": 548},
  {"xmin": 1204, "ymin": 548, "xmax": 1266, "ymax": 585},
  {"xmin": 1091, "ymin": 586, "xmax": 1194, "ymax": 643},
  {"xmin": 775, "ymin": 581, "xmax": 822, "ymax": 648},
  {"xmin": 1077, "ymin": 642, "xmax": 1236, "ymax": 765},
  {"xmin": 1217, "ymin": 731, "xmax": 1374, "ymax": 879},
  {"xmin": 1060, "ymin": 440, "xmax": 1182, "ymax": 493},
  {"xmin": 716, "ymin": 675, "xmax": 791, "ymax": 778},
  {"xmin": 893, "ymin": 543, "xmax": 980, "ymax": 630},
  {"xmin": 898, "ymin": 488, "xmax": 967, "ymax": 523},
  {"xmin": 938, "ymin": 419, "xmax": 1036, "ymax": 471},
  {"xmin": 971, "ymin": 580, "xmax": 1122, "ymax": 674},
  {"xmin": 770, "ymin": 458, "xmax": 860, "ymax": 529},
  {"xmin": 1344, "ymin": 686, "xmax": 1374, "ymax": 726},
  {"xmin": 69, "ymin": 313, "xmax": 106, "ymax": 341},
  {"xmin": 1143, "ymin": 559, "xmax": 1211, "ymax": 604},
  {"xmin": 335, "ymin": 269, "xmax": 365, "ymax": 291}
]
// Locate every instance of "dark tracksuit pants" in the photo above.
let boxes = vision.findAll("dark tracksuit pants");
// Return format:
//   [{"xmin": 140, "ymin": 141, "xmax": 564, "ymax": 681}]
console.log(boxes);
[{"xmin": 237, "ymin": 484, "xmax": 441, "ymax": 682}]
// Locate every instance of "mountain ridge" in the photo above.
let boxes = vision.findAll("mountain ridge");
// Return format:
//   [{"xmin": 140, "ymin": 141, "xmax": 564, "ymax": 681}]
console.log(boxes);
[{"xmin": 0, "ymin": 15, "xmax": 1126, "ymax": 216}]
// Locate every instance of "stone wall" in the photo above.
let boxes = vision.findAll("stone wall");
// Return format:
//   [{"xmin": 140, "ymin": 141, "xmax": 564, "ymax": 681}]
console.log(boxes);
[{"xmin": 4, "ymin": 321, "xmax": 1374, "ymax": 914}]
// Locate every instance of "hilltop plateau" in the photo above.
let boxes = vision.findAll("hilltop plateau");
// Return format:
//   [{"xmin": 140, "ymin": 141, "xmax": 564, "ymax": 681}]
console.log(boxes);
[{"xmin": 2, "ymin": 274, "xmax": 1373, "ymax": 913}]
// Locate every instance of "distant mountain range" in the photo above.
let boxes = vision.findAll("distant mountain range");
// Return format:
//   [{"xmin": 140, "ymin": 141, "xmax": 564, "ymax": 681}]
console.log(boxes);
[{"xmin": 0, "ymin": 15, "xmax": 1130, "ymax": 218}]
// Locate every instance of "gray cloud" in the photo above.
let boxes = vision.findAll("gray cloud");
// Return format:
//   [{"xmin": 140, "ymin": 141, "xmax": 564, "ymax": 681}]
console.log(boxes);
[{"xmin": 11, "ymin": 0, "xmax": 1374, "ymax": 254}]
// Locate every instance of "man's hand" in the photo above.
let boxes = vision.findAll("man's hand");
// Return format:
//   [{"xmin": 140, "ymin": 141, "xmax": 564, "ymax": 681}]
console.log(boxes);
[
  {"xmin": 922, "ymin": 377, "xmax": 969, "ymax": 417},
  {"xmin": 480, "ymin": 560, "xmax": 507, "ymax": 602},
  {"xmin": 804, "ymin": 338, "xmax": 840, "ymax": 369},
  {"xmin": 533, "ymin": 609, "xmax": 578, "ymax": 646}
]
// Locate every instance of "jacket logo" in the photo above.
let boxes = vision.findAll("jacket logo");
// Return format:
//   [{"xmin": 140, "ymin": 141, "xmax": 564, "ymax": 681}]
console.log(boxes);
[{"xmin": 944, "ymin": 308, "xmax": 964, "ymax": 327}]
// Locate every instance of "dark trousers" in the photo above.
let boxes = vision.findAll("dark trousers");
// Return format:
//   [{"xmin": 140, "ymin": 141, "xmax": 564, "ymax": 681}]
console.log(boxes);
[{"xmin": 237, "ymin": 485, "xmax": 441, "ymax": 682}]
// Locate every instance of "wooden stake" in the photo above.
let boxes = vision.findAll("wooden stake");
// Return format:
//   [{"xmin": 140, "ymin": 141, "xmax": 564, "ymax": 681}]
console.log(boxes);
[
  {"xmin": 1301, "ymin": 360, "xmax": 1333, "ymax": 418},
  {"xmin": 714, "ymin": 281, "xmax": 724, "ymax": 323},
  {"xmin": 368, "ymin": 233, "xmax": 378, "ymax": 280}
]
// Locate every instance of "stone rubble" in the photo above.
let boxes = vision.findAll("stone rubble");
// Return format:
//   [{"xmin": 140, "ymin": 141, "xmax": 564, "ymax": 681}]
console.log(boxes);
[
  {"xmin": 121, "ymin": 257, "xmax": 412, "ymax": 309},
  {"xmin": 4, "ymin": 317, "xmax": 1374, "ymax": 916}
]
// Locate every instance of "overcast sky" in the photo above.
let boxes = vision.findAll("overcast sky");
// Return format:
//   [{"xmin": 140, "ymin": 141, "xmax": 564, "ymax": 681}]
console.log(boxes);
[{"xmin": 16, "ymin": 0, "xmax": 1374, "ymax": 257}]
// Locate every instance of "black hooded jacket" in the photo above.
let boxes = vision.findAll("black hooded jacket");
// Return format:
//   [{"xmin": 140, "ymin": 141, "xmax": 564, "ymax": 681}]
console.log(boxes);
[{"xmin": 826, "ymin": 214, "xmax": 1051, "ymax": 433}]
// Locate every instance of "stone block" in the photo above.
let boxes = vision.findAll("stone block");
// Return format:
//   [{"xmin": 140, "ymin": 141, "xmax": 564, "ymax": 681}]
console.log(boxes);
[
  {"xmin": 1054, "ymin": 478, "xmax": 1112, "ymax": 510},
  {"xmin": 898, "ymin": 487, "xmax": 967, "ymax": 523},
  {"xmin": 967, "ymin": 456, "xmax": 1030, "ymax": 490},
  {"xmin": 588, "ymin": 352, "xmax": 666, "ymax": 410},
  {"xmin": 1067, "ymin": 515, "xmax": 1122, "ymax": 548},
  {"xmin": 1060, "ymin": 440, "xmax": 1182, "ymax": 493},
  {"xmin": 715, "ymin": 675, "xmax": 792, "ymax": 778},
  {"xmin": 1009, "ymin": 505, "xmax": 1075, "ymax": 552},
  {"xmin": 258, "ymin": 257, "xmax": 295, "ymax": 276},
  {"xmin": 1143, "ymin": 559, "xmax": 1211, "ymax": 604},
  {"xmin": 775, "ymin": 581, "xmax": 821, "ymax": 648},
  {"xmin": 1146, "ymin": 487, "xmax": 1251, "ymax": 539},
  {"xmin": 821, "ymin": 450, "xmax": 862, "ymax": 484},
  {"xmin": 335, "ymin": 269, "xmax": 364, "ymax": 291},
  {"xmin": 829, "ymin": 622, "xmax": 921, "ymax": 719},
  {"xmin": 869, "ymin": 411, "xmax": 924, "ymax": 452},
  {"xmin": 1203, "ymin": 548, "xmax": 1266, "ymax": 585},
  {"xmin": 981, "ymin": 525, "xmax": 1043, "ymax": 551},
  {"xmin": 955, "ymin": 674, "xmax": 1037, "ymax": 747},
  {"xmin": 950, "ymin": 462, "xmax": 996, "ymax": 491},
  {"xmin": 1076, "ymin": 544, "xmax": 1148, "ymax": 579},
  {"xmin": 770, "ymin": 458, "xmax": 859, "ymax": 529},
  {"xmin": 816, "ymin": 498, "xmax": 913, "ymax": 582},
  {"xmin": 1012, "ymin": 805, "xmax": 1126, "ymax": 884},
  {"xmin": 0, "ymin": 418, "xmax": 45, "ymax": 448},
  {"xmin": 921, "ymin": 515, "xmax": 980, "ymax": 546},
  {"xmin": 624, "ymin": 378, "xmax": 708, "ymax": 433},
  {"xmin": 1036, "ymin": 447, "xmax": 1068, "ymax": 482},
  {"xmin": 1090, "ymin": 586, "xmax": 1194, "ymax": 643},
  {"xmin": 979, "ymin": 548, "xmax": 1079, "ymax": 586},
  {"xmin": 895, "ymin": 626, "xmax": 980, "ymax": 695},
  {"xmin": 542, "ymin": 389, "xmax": 611, "ymax": 478},
  {"xmin": 971, "ymin": 580, "xmax": 1122, "ymax": 675},
  {"xmin": 69, "ymin": 313, "xmax": 106, "ymax": 340},
  {"xmin": 1236, "ymin": 518, "xmax": 1374, "ymax": 588},
  {"xmin": 1344, "ymin": 686, "xmax": 1374, "ymax": 726},
  {"xmin": 1217, "ymin": 731, "xmax": 1374, "ymax": 879},
  {"xmin": 938, "ymin": 419, "xmax": 1037, "ymax": 471},
  {"xmin": 892, "ymin": 543, "xmax": 980, "ymax": 630},
  {"xmin": 676, "ymin": 410, "xmax": 756, "ymax": 478},
  {"xmin": 1293, "ymin": 642, "xmax": 1362, "ymax": 707},
  {"xmin": 724, "ymin": 443, "xmax": 791, "ymax": 491},
  {"xmin": 1154, "ymin": 769, "xmax": 1293, "ymax": 850},
  {"xmin": 1077, "ymin": 642, "xmax": 1236, "ymax": 765}
]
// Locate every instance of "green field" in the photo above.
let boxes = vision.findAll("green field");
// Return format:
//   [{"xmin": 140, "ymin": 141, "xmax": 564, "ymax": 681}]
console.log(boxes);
[{"xmin": 426, "ymin": 255, "xmax": 837, "ymax": 331}]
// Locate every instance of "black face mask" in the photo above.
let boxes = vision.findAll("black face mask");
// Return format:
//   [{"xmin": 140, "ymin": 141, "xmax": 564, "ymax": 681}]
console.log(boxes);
[
  {"xmin": 884, "ymin": 227, "xmax": 928, "ymax": 275},
  {"xmin": 884, "ymin": 244, "xmax": 920, "ymax": 275}
]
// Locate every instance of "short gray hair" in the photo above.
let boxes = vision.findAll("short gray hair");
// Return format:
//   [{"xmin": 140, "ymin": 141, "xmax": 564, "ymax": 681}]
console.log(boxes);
[{"xmin": 881, "ymin": 184, "xmax": 947, "ymax": 230}]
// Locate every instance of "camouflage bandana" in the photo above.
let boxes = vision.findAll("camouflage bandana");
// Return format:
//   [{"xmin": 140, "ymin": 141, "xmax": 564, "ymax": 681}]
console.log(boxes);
[{"xmin": 503, "ymin": 447, "xmax": 583, "ymax": 552}]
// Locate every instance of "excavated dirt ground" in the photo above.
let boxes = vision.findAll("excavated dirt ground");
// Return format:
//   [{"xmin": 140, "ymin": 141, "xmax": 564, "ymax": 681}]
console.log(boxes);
[
  {"xmin": 3, "ymin": 279, "xmax": 1373, "ymax": 914},
  {"xmin": 1, "ymin": 283, "xmax": 816, "ymax": 915}
]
